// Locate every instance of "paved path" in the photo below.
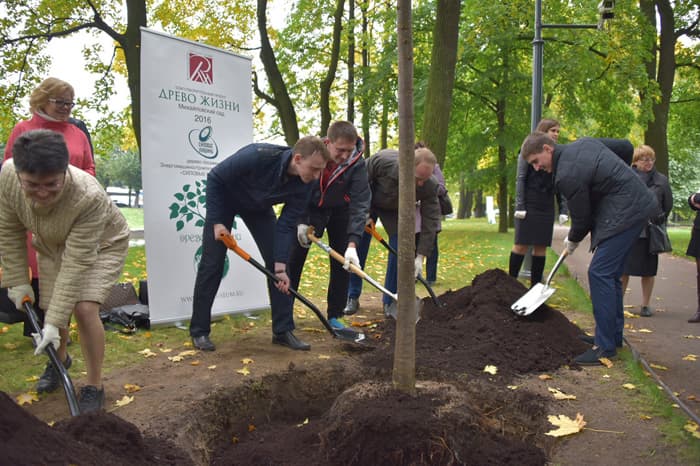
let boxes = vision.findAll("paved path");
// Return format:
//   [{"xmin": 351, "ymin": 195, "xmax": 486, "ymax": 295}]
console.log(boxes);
[{"xmin": 552, "ymin": 225, "xmax": 700, "ymax": 419}]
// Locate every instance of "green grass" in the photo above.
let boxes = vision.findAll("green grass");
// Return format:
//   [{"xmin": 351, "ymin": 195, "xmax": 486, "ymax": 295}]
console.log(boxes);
[
  {"xmin": 120, "ymin": 207, "xmax": 144, "ymax": 230},
  {"xmin": 668, "ymin": 226, "xmax": 692, "ymax": 259}
]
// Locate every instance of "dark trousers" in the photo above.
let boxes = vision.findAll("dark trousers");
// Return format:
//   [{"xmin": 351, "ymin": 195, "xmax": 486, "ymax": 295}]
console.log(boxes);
[
  {"xmin": 190, "ymin": 208, "xmax": 295, "ymax": 337},
  {"xmin": 348, "ymin": 217, "xmax": 398, "ymax": 307},
  {"xmin": 288, "ymin": 208, "xmax": 351, "ymax": 319},
  {"xmin": 415, "ymin": 233, "xmax": 439, "ymax": 283},
  {"xmin": 589, "ymin": 221, "xmax": 645, "ymax": 351}
]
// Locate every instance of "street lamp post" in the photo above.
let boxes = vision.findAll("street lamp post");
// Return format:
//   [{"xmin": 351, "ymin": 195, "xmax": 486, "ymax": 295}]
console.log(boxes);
[{"xmin": 520, "ymin": 0, "xmax": 612, "ymax": 279}]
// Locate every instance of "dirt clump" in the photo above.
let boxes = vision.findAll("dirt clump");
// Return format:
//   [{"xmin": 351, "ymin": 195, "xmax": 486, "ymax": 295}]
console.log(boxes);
[
  {"xmin": 364, "ymin": 268, "xmax": 590, "ymax": 380},
  {"xmin": 0, "ymin": 391, "xmax": 192, "ymax": 465}
]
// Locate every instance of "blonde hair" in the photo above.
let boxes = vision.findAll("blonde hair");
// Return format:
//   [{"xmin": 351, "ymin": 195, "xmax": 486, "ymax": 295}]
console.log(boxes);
[
  {"xmin": 415, "ymin": 147, "xmax": 437, "ymax": 166},
  {"xmin": 632, "ymin": 145, "xmax": 655, "ymax": 164},
  {"xmin": 29, "ymin": 77, "xmax": 75, "ymax": 114}
]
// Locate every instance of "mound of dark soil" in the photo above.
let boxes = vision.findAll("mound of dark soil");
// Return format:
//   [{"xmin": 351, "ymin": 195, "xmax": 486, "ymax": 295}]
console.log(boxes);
[
  {"xmin": 211, "ymin": 380, "xmax": 548, "ymax": 466},
  {"xmin": 0, "ymin": 391, "xmax": 192, "ymax": 466},
  {"xmin": 365, "ymin": 269, "xmax": 590, "ymax": 380}
]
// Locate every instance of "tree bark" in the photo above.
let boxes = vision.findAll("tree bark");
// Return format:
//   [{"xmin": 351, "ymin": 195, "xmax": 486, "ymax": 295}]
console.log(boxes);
[
  {"xmin": 347, "ymin": 0, "xmax": 356, "ymax": 123},
  {"xmin": 497, "ymin": 98, "xmax": 508, "ymax": 233},
  {"xmin": 419, "ymin": 0, "xmax": 462, "ymax": 167},
  {"xmin": 257, "ymin": 0, "xmax": 299, "ymax": 145},
  {"xmin": 124, "ymin": 0, "xmax": 147, "ymax": 149},
  {"xmin": 320, "ymin": 0, "xmax": 346, "ymax": 135},
  {"xmin": 393, "ymin": 0, "xmax": 416, "ymax": 394}
]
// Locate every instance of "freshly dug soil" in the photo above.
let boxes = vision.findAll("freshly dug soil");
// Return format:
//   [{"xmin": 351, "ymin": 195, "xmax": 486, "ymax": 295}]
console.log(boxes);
[
  {"xmin": 2, "ymin": 269, "xmax": 591, "ymax": 465},
  {"xmin": 365, "ymin": 268, "xmax": 591, "ymax": 380},
  {"xmin": 0, "ymin": 391, "xmax": 192, "ymax": 466}
]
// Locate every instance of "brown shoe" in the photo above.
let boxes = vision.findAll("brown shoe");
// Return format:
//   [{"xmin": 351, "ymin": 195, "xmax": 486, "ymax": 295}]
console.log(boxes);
[{"xmin": 689, "ymin": 311, "xmax": 700, "ymax": 323}]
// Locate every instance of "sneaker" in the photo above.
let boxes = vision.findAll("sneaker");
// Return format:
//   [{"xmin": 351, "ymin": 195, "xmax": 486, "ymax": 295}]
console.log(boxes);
[
  {"xmin": 574, "ymin": 346, "xmax": 617, "ymax": 366},
  {"xmin": 578, "ymin": 334, "xmax": 594, "ymax": 345},
  {"xmin": 328, "ymin": 317, "xmax": 345, "ymax": 329},
  {"xmin": 36, "ymin": 354, "xmax": 72, "ymax": 394},
  {"xmin": 343, "ymin": 297, "xmax": 359, "ymax": 315},
  {"xmin": 640, "ymin": 306, "xmax": 653, "ymax": 317},
  {"xmin": 78, "ymin": 385, "xmax": 105, "ymax": 413}
]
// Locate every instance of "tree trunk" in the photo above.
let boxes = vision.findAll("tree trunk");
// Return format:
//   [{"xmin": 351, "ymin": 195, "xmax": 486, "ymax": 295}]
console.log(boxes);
[
  {"xmin": 125, "ymin": 0, "xmax": 147, "ymax": 150},
  {"xmin": 320, "ymin": 0, "xmax": 346, "ymax": 136},
  {"xmin": 393, "ymin": 0, "xmax": 416, "ymax": 394},
  {"xmin": 419, "ymin": 0, "xmax": 461, "ymax": 167},
  {"xmin": 257, "ymin": 0, "xmax": 299, "ymax": 145},
  {"xmin": 474, "ymin": 190, "xmax": 484, "ymax": 218},
  {"xmin": 347, "ymin": 0, "xmax": 356, "ymax": 123},
  {"xmin": 640, "ymin": 0, "xmax": 676, "ymax": 176},
  {"xmin": 497, "ymin": 98, "xmax": 508, "ymax": 233},
  {"xmin": 360, "ymin": 1, "xmax": 371, "ymax": 156}
]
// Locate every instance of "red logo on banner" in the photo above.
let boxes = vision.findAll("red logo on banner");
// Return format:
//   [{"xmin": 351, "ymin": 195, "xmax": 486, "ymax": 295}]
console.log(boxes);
[{"xmin": 189, "ymin": 52, "xmax": 213, "ymax": 84}]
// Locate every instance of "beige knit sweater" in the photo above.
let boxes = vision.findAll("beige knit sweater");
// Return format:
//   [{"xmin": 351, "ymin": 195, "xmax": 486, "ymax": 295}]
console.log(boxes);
[{"xmin": 0, "ymin": 161, "xmax": 130, "ymax": 328}]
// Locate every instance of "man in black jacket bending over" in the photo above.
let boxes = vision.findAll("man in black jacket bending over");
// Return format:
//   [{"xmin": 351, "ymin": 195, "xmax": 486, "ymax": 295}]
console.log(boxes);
[{"xmin": 521, "ymin": 132, "xmax": 658, "ymax": 365}]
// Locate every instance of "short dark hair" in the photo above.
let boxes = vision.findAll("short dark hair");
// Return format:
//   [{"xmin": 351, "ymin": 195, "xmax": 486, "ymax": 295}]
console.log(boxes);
[
  {"xmin": 327, "ymin": 121, "xmax": 358, "ymax": 143},
  {"xmin": 293, "ymin": 135, "xmax": 331, "ymax": 161},
  {"xmin": 12, "ymin": 129, "xmax": 70, "ymax": 175},
  {"xmin": 520, "ymin": 131, "xmax": 555, "ymax": 160}
]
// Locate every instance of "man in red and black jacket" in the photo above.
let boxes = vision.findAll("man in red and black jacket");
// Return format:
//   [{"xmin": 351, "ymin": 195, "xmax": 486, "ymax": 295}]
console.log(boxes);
[{"xmin": 289, "ymin": 121, "xmax": 371, "ymax": 337}]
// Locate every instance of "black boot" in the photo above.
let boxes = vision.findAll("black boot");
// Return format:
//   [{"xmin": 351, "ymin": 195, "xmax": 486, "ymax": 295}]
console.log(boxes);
[
  {"xmin": 509, "ymin": 252, "xmax": 525, "ymax": 278},
  {"xmin": 531, "ymin": 255, "xmax": 546, "ymax": 287}
]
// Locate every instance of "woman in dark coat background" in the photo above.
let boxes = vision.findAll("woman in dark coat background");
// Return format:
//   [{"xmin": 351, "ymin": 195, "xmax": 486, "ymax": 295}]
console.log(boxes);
[
  {"xmin": 621, "ymin": 145, "xmax": 673, "ymax": 317},
  {"xmin": 509, "ymin": 118, "xmax": 568, "ymax": 287},
  {"xmin": 687, "ymin": 192, "xmax": 700, "ymax": 323}
]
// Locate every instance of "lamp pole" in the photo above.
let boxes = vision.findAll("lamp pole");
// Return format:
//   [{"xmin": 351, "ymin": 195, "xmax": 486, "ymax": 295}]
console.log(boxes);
[{"xmin": 520, "ymin": 0, "xmax": 602, "ymax": 279}]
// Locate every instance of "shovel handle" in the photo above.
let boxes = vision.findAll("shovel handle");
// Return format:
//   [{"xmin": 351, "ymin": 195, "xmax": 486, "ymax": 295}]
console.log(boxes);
[
  {"xmin": 22, "ymin": 298, "xmax": 81, "ymax": 416},
  {"xmin": 544, "ymin": 249, "xmax": 568, "ymax": 287}
]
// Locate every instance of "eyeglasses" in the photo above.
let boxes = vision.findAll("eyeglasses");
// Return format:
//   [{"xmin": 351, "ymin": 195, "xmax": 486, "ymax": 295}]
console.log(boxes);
[
  {"xmin": 48, "ymin": 98, "xmax": 75, "ymax": 109},
  {"xmin": 17, "ymin": 173, "xmax": 66, "ymax": 193}
]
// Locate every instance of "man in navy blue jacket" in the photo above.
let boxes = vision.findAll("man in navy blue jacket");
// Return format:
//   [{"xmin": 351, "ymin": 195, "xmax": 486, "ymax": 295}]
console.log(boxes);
[
  {"xmin": 291, "ymin": 121, "xmax": 371, "ymax": 331},
  {"xmin": 189, "ymin": 137, "xmax": 329, "ymax": 351},
  {"xmin": 521, "ymin": 132, "xmax": 658, "ymax": 365}
]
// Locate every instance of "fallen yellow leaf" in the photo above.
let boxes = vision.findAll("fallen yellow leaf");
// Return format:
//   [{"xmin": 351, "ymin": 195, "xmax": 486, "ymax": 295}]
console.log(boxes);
[
  {"xmin": 25, "ymin": 375, "xmax": 39, "ymax": 382},
  {"xmin": 507, "ymin": 385, "xmax": 519, "ymax": 390},
  {"xmin": 114, "ymin": 395, "xmax": 134, "ymax": 407},
  {"xmin": 231, "ymin": 436, "xmax": 239, "ymax": 444},
  {"xmin": 545, "ymin": 413, "xmax": 586, "ymax": 437},
  {"xmin": 183, "ymin": 341, "xmax": 192, "ymax": 347},
  {"xmin": 483, "ymin": 365, "xmax": 498, "ymax": 375},
  {"xmin": 649, "ymin": 363, "xmax": 668, "ymax": 371},
  {"xmin": 3, "ymin": 343, "xmax": 17, "ymax": 350},
  {"xmin": 208, "ymin": 365, "xmax": 217, "ymax": 370},
  {"xmin": 548, "ymin": 387, "xmax": 577, "ymax": 400},
  {"xmin": 190, "ymin": 360, "xmax": 201, "ymax": 366},
  {"xmin": 687, "ymin": 395, "xmax": 697, "ymax": 401},
  {"xmin": 158, "ymin": 348, "xmax": 173, "ymax": 353},
  {"xmin": 538, "ymin": 374, "xmax": 553, "ymax": 380},
  {"xmin": 640, "ymin": 415, "xmax": 652, "ymax": 420},
  {"xmin": 138, "ymin": 348, "xmax": 158, "ymax": 358},
  {"xmin": 683, "ymin": 354, "xmax": 698, "ymax": 362},
  {"xmin": 241, "ymin": 358, "xmax": 254, "ymax": 365},
  {"xmin": 168, "ymin": 355, "xmax": 184, "ymax": 362},
  {"xmin": 124, "ymin": 383, "xmax": 142, "ymax": 393},
  {"xmin": 318, "ymin": 355, "xmax": 331, "ymax": 360},
  {"xmin": 599, "ymin": 358, "xmax": 614, "ymax": 368},
  {"xmin": 622, "ymin": 383, "xmax": 637, "ymax": 390},
  {"xmin": 638, "ymin": 328, "xmax": 653, "ymax": 333},
  {"xmin": 296, "ymin": 418, "xmax": 309, "ymax": 427},
  {"xmin": 236, "ymin": 367, "xmax": 251, "ymax": 376},
  {"xmin": 16, "ymin": 392, "xmax": 39, "ymax": 406},
  {"xmin": 623, "ymin": 310, "xmax": 639, "ymax": 318},
  {"xmin": 248, "ymin": 424, "xmax": 256, "ymax": 432},
  {"xmin": 0, "ymin": 326, "xmax": 9, "ymax": 334}
]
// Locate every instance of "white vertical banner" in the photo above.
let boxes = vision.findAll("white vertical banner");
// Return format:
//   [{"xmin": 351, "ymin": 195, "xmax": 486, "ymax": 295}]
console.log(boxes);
[{"xmin": 140, "ymin": 28, "xmax": 268, "ymax": 325}]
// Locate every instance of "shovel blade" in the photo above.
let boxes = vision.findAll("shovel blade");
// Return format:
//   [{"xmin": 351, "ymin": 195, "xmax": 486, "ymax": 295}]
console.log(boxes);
[
  {"xmin": 333, "ymin": 327, "xmax": 367, "ymax": 344},
  {"xmin": 510, "ymin": 283, "xmax": 556, "ymax": 317},
  {"xmin": 385, "ymin": 298, "xmax": 423, "ymax": 323}
]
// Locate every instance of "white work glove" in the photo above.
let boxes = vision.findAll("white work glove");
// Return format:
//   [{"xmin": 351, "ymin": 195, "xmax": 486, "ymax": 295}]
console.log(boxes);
[
  {"xmin": 7, "ymin": 284, "xmax": 35, "ymax": 310},
  {"xmin": 564, "ymin": 237, "xmax": 579, "ymax": 255},
  {"xmin": 296, "ymin": 224, "xmax": 311, "ymax": 248},
  {"xmin": 343, "ymin": 246, "xmax": 360, "ymax": 270},
  {"xmin": 414, "ymin": 254, "xmax": 424, "ymax": 278},
  {"xmin": 32, "ymin": 323, "xmax": 60, "ymax": 356},
  {"xmin": 514, "ymin": 210, "xmax": 527, "ymax": 219},
  {"xmin": 558, "ymin": 214, "xmax": 569, "ymax": 225}
]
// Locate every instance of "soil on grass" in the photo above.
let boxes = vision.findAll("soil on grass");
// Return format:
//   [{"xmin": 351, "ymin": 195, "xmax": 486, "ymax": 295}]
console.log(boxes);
[{"xmin": 3, "ymin": 269, "xmax": 689, "ymax": 465}]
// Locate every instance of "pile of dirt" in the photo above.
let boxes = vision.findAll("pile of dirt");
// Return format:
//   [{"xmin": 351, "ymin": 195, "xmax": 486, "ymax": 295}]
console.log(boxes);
[
  {"xmin": 211, "ymin": 380, "xmax": 548, "ymax": 466},
  {"xmin": 364, "ymin": 268, "xmax": 591, "ymax": 380},
  {"xmin": 0, "ymin": 391, "xmax": 192, "ymax": 465}
]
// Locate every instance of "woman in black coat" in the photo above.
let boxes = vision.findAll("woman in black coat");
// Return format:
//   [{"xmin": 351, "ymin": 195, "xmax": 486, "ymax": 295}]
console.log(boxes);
[
  {"xmin": 621, "ymin": 145, "xmax": 673, "ymax": 317},
  {"xmin": 509, "ymin": 119, "xmax": 568, "ymax": 287},
  {"xmin": 687, "ymin": 193, "xmax": 700, "ymax": 323}
]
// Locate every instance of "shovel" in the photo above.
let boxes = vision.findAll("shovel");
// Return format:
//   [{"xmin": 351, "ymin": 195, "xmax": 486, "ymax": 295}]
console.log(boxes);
[
  {"xmin": 511, "ymin": 250, "xmax": 568, "ymax": 317},
  {"xmin": 22, "ymin": 298, "xmax": 81, "ymax": 416},
  {"xmin": 306, "ymin": 227, "xmax": 422, "ymax": 322},
  {"xmin": 364, "ymin": 221, "xmax": 443, "ymax": 307},
  {"xmin": 219, "ymin": 233, "xmax": 366, "ymax": 345}
]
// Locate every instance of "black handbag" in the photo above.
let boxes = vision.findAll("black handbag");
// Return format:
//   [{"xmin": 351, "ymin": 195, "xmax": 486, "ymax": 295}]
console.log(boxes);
[
  {"xmin": 648, "ymin": 223, "xmax": 672, "ymax": 254},
  {"xmin": 438, "ymin": 192, "xmax": 454, "ymax": 216}
]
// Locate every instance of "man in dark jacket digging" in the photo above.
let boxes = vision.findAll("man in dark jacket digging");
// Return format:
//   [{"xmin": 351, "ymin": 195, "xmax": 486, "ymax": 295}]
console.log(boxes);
[
  {"xmin": 520, "ymin": 132, "xmax": 658, "ymax": 365},
  {"xmin": 345, "ymin": 147, "xmax": 441, "ymax": 316},
  {"xmin": 189, "ymin": 137, "xmax": 329, "ymax": 352},
  {"xmin": 291, "ymin": 121, "xmax": 371, "ymax": 333}
]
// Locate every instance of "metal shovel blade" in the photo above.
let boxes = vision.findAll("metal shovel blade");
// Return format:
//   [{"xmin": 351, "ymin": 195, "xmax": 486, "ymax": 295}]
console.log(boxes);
[
  {"xmin": 510, "ymin": 283, "xmax": 557, "ymax": 316},
  {"xmin": 385, "ymin": 298, "xmax": 423, "ymax": 323}
]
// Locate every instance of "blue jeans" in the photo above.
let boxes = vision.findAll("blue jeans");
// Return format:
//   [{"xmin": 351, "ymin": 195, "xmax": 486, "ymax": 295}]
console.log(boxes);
[
  {"xmin": 589, "ymin": 222, "xmax": 646, "ymax": 351},
  {"xmin": 347, "ymin": 226, "xmax": 398, "ymax": 306}
]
